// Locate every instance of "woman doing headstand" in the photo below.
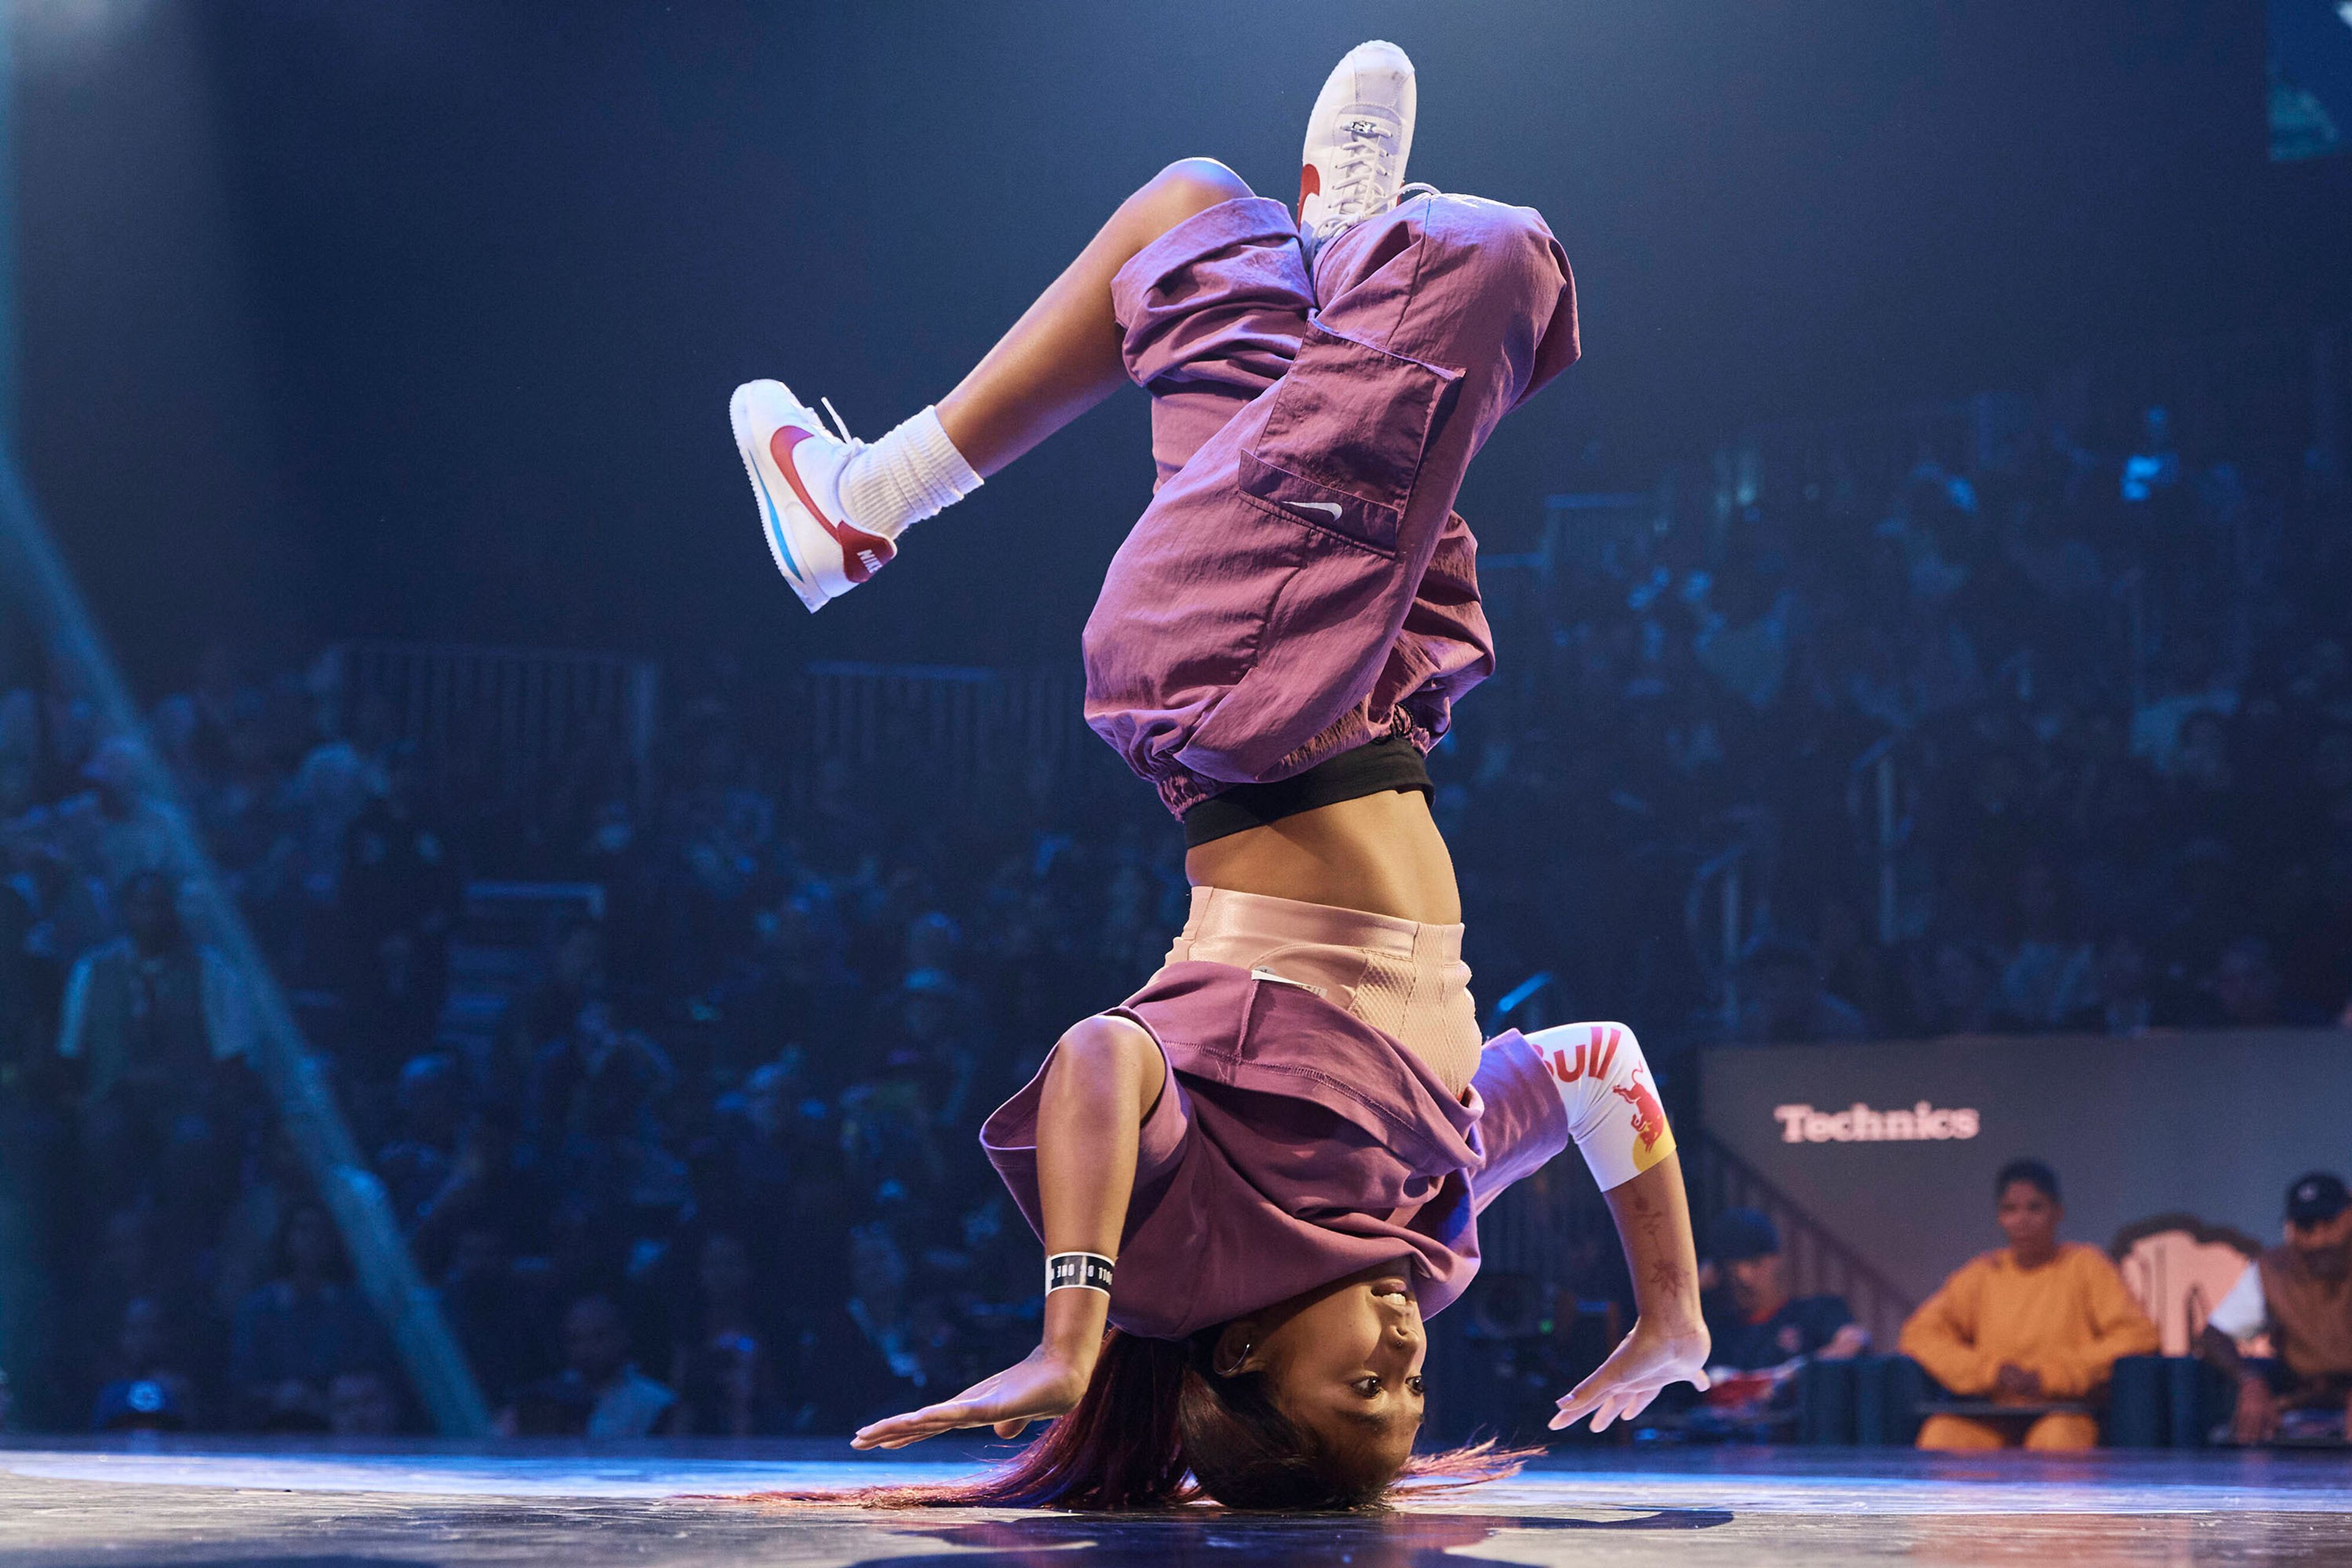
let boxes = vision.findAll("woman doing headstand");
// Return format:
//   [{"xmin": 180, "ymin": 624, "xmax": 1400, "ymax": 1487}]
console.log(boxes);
[{"xmin": 730, "ymin": 42, "xmax": 1711, "ymax": 1509}]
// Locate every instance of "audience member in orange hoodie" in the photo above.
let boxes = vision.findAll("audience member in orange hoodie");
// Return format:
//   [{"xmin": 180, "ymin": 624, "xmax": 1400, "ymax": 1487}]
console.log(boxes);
[{"xmin": 1899, "ymin": 1159, "xmax": 2158, "ymax": 1450}]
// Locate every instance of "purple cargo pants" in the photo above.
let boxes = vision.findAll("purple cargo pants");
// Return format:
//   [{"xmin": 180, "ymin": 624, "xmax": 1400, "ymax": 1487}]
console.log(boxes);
[{"xmin": 1085, "ymin": 192, "xmax": 1581, "ymax": 819}]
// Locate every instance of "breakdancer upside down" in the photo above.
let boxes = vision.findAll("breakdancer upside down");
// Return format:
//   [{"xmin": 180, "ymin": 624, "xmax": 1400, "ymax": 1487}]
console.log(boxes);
[{"xmin": 731, "ymin": 41, "xmax": 1710, "ymax": 1509}]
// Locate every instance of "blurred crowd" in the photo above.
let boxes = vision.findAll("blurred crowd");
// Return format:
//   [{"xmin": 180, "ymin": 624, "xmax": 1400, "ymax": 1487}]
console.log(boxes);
[
  {"xmin": 0, "ymin": 640, "xmax": 1175, "ymax": 1436},
  {"xmin": 0, "ymin": 371, "xmax": 2346, "ymax": 1436},
  {"xmin": 1439, "ymin": 399, "xmax": 2352, "ymax": 1048}
]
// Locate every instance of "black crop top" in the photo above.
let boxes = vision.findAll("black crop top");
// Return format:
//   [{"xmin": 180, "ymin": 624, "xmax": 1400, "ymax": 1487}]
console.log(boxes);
[{"xmin": 1179, "ymin": 733, "xmax": 1434, "ymax": 848}]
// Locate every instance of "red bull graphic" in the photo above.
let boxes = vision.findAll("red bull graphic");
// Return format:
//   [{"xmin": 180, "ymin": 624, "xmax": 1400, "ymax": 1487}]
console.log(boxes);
[
  {"xmin": 1613, "ymin": 1067, "xmax": 1673, "ymax": 1172},
  {"xmin": 1528, "ymin": 1021, "xmax": 1675, "ymax": 1187},
  {"xmin": 1546, "ymin": 1023, "xmax": 1622, "ymax": 1085}
]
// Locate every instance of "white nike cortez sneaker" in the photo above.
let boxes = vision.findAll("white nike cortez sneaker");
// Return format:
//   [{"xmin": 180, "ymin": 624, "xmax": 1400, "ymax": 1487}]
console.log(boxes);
[
  {"xmin": 729, "ymin": 379, "xmax": 895, "ymax": 612},
  {"xmin": 1297, "ymin": 39, "xmax": 1417, "ymax": 260}
]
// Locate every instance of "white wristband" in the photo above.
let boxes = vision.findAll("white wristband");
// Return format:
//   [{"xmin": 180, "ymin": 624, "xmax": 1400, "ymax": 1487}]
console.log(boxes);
[{"xmin": 1046, "ymin": 1252, "xmax": 1115, "ymax": 1296}]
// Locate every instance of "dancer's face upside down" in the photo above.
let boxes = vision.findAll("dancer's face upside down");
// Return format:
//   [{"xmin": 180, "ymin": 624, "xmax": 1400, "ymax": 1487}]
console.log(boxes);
[
  {"xmin": 1217, "ymin": 1264, "xmax": 1428, "ymax": 1487},
  {"xmin": 813, "ymin": 1258, "xmax": 1493, "ymax": 1511}
]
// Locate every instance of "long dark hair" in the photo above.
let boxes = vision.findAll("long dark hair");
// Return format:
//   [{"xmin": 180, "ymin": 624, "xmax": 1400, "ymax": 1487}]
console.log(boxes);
[{"xmin": 774, "ymin": 1329, "xmax": 1529, "ymax": 1512}]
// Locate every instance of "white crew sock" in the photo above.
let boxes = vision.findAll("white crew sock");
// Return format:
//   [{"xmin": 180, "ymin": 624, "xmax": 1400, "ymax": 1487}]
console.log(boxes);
[{"xmin": 836, "ymin": 405, "xmax": 982, "ymax": 540}]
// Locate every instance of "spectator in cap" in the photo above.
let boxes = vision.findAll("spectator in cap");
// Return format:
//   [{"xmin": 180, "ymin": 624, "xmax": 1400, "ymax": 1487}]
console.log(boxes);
[
  {"xmin": 2198, "ymin": 1172, "xmax": 2352, "ymax": 1444},
  {"xmin": 1701, "ymin": 1208, "xmax": 1869, "ymax": 1375},
  {"xmin": 502, "ymin": 1292, "xmax": 676, "ymax": 1438},
  {"xmin": 1900, "ymin": 1159, "xmax": 2158, "ymax": 1450}
]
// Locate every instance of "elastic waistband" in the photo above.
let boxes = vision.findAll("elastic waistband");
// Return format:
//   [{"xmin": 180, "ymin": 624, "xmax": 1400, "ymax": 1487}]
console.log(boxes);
[
  {"xmin": 1180, "ymin": 732, "xmax": 1433, "ymax": 847},
  {"xmin": 1180, "ymin": 884, "xmax": 1464, "ymax": 962}
]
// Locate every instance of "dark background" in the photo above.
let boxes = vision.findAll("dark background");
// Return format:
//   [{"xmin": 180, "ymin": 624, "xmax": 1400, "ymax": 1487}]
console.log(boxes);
[{"xmin": 18, "ymin": 1, "xmax": 2350, "ymax": 688}]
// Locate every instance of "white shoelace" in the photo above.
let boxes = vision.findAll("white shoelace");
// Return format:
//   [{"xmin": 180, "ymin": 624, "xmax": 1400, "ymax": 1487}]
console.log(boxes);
[
  {"xmin": 818, "ymin": 395, "xmax": 864, "ymax": 454},
  {"xmin": 1313, "ymin": 113, "xmax": 1404, "ymax": 238}
]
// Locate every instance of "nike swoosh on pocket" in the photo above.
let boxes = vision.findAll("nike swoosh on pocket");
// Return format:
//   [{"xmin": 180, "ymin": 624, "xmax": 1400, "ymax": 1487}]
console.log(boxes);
[{"xmin": 1286, "ymin": 500, "xmax": 1344, "ymax": 521}]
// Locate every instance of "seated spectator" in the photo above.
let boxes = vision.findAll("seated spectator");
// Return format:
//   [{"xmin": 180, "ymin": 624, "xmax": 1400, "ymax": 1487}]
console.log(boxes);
[
  {"xmin": 503, "ymin": 1294, "xmax": 675, "ymax": 1438},
  {"xmin": 0, "ymin": 868, "xmax": 48, "ymax": 1075},
  {"xmin": 1731, "ymin": 935, "xmax": 1871, "ymax": 1045},
  {"xmin": 1994, "ymin": 862, "xmax": 2095, "ymax": 1030},
  {"xmin": 78, "ymin": 1203, "xmax": 193, "ymax": 1385},
  {"xmin": 229, "ymin": 1202, "xmax": 391, "ymax": 1431},
  {"xmin": 2198, "ymin": 1172, "xmax": 2352, "ymax": 1444},
  {"xmin": 2118, "ymin": 404, "xmax": 2180, "ymax": 504},
  {"xmin": 337, "ymin": 754, "xmax": 459, "ymax": 1076},
  {"xmin": 376, "ymin": 1053, "xmax": 462, "ymax": 1229},
  {"xmin": 55, "ymin": 736, "xmax": 184, "ymax": 891},
  {"xmin": 697, "ymin": 1055, "xmax": 815, "ymax": 1231},
  {"xmin": 2057, "ymin": 933, "xmax": 2176, "ymax": 1036},
  {"xmin": 407, "ymin": 1106, "xmax": 530, "ymax": 1280},
  {"xmin": 496, "ymin": 916, "xmax": 605, "ymax": 1108},
  {"xmin": 435, "ymin": 1223, "xmax": 535, "ymax": 1406},
  {"xmin": 57, "ymin": 871, "xmax": 253, "ymax": 1205},
  {"xmin": 667, "ymin": 1232, "xmax": 779, "ymax": 1437},
  {"xmin": 328, "ymin": 1369, "xmax": 402, "ymax": 1437},
  {"xmin": 1676, "ymin": 1206, "xmax": 1870, "ymax": 1438},
  {"xmin": 89, "ymin": 1297, "xmax": 200, "ymax": 1433},
  {"xmin": 1900, "ymin": 1159, "xmax": 2158, "ymax": 1450},
  {"xmin": 537, "ymin": 1006, "xmax": 689, "ymax": 1232},
  {"xmin": 209, "ymin": 1133, "xmax": 312, "ymax": 1324},
  {"xmin": 1702, "ymin": 1208, "xmax": 1870, "ymax": 1375},
  {"xmin": 1911, "ymin": 940, "xmax": 2000, "ymax": 1036},
  {"xmin": 711, "ymin": 899, "xmax": 856, "ymax": 1080},
  {"xmin": 2197, "ymin": 936, "xmax": 2333, "ymax": 1028}
]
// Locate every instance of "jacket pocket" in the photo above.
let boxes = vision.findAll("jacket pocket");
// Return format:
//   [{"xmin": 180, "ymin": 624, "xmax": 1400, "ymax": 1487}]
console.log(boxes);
[{"xmin": 1240, "ymin": 322, "xmax": 1460, "ymax": 559}]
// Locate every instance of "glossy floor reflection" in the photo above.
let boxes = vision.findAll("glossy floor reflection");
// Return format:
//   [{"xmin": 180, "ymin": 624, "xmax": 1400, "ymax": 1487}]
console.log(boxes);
[{"xmin": 1, "ymin": 1441, "xmax": 2346, "ymax": 1566}]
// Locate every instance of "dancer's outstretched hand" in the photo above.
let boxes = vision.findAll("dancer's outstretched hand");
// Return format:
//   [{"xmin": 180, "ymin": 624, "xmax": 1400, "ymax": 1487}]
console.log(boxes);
[
  {"xmin": 850, "ymin": 1343, "xmax": 1092, "ymax": 1450},
  {"xmin": 1548, "ymin": 1316, "xmax": 1711, "ymax": 1433}
]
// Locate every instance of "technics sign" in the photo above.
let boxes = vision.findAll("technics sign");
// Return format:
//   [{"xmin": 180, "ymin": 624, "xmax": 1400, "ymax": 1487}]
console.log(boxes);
[
  {"xmin": 1701, "ymin": 1030, "xmax": 2352, "ymax": 1307},
  {"xmin": 1771, "ymin": 1102, "xmax": 1980, "ymax": 1143}
]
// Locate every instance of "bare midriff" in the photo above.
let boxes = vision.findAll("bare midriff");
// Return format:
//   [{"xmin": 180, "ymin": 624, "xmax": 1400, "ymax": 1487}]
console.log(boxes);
[{"xmin": 1182, "ymin": 788, "xmax": 1463, "ymax": 925}]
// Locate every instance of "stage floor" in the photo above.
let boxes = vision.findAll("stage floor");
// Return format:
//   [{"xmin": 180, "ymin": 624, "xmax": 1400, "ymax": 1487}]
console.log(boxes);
[{"xmin": 2, "ymin": 1440, "xmax": 2348, "ymax": 1566}]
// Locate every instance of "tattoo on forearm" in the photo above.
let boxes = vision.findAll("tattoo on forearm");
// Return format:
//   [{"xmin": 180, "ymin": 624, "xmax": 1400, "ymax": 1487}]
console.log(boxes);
[{"xmin": 1619, "ymin": 1173, "xmax": 1694, "ymax": 1310}]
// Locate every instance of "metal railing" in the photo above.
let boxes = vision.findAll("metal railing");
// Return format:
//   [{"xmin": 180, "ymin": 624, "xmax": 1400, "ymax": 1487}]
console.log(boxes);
[
  {"xmin": 1691, "ymin": 1129, "xmax": 1920, "ymax": 1355},
  {"xmin": 327, "ymin": 639, "xmax": 659, "ymax": 803},
  {"xmin": 787, "ymin": 660, "xmax": 1086, "ymax": 799},
  {"xmin": 1847, "ymin": 734, "xmax": 1911, "ymax": 948},
  {"xmin": 1476, "ymin": 491, "xmax": 1664, "ymax": 652}
]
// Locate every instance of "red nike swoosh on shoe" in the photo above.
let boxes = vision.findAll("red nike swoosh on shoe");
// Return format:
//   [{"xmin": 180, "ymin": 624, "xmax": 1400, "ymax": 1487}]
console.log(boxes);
[
  {"xmin": 771, "ymin": 426, "xmax": 895, "ymax": 584},
  {"xmin": 1298, "ymin": 162, "xmax": 1320, "ymax": 216}
]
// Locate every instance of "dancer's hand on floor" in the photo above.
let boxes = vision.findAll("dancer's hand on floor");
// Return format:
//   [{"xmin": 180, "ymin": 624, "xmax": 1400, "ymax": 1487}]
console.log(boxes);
[
  {"xmin": 850, "ymin": 1343, "xmax": 1091, "ymax": 1450},
  {"xmin": 1548, "ymin": 1316, "xmax": 1711, "ymax": 1433}
]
